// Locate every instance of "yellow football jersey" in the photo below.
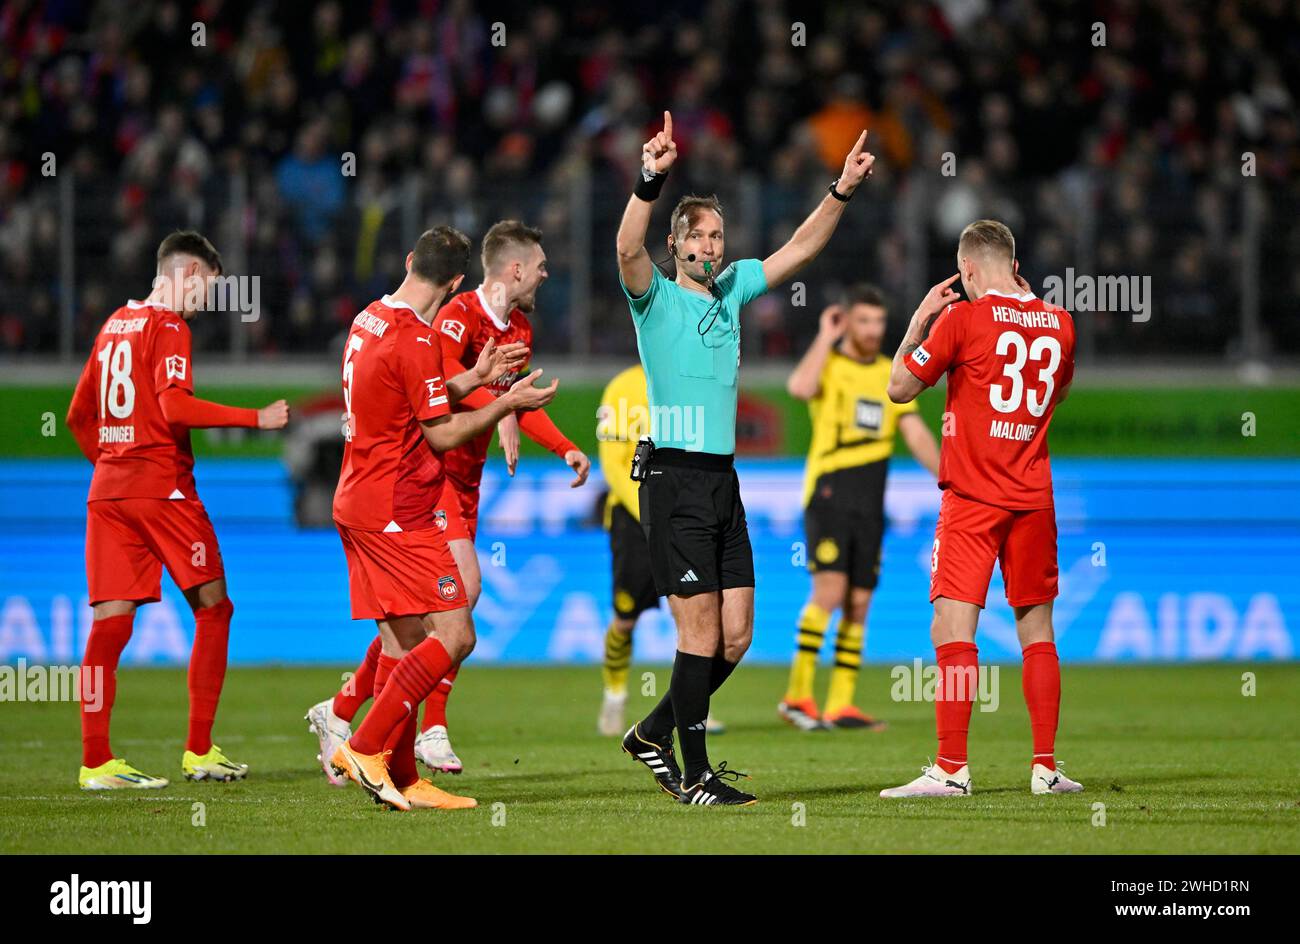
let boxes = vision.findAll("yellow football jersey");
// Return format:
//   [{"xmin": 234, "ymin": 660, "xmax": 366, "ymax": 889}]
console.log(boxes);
[
  {"xmin": 598, "ymin": 364, "xmax": 649, "ymax": 526},
  {"xmin": 801, "ymin": 349, "xmax": 917, "ymax": 506}
]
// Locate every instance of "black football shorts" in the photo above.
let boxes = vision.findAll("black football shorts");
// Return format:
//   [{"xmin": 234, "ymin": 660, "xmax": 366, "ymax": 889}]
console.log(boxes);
[{"xmin": 639, "ymin": 448, "xmax": 755, "ymax": 597}]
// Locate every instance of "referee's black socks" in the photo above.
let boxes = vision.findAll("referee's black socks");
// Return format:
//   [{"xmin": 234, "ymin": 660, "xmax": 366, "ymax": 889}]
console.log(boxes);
[
  {"xmin": 669, "ymin": 651, "xmax": 714, "ymax": 783},
  {"xmin": 709, "ymin": 653, "xmax": 737, "ymax": 691},
  {"xmin": 640, "ymin": 653, "xmax": 739, "ymax": 746}
]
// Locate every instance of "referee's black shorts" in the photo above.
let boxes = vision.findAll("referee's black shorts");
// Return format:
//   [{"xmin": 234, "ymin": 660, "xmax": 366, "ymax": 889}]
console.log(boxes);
[
  {"xmin": 639, "ymin": 447, "xmax": 754, "ymax": 597},
  {"xmin": 609, "ymin": 502, "xmax": 660, "ymax": 619}
]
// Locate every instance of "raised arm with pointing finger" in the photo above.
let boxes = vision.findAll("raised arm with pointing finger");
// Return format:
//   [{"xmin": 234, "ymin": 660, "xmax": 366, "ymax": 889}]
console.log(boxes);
[
  {"xmin": 610, "ymin": 109, "xmax": 874, "ymax": 809},
  {"xmin": 761, "ymin": 129, "xmax": 876, "ymax": 288},
  {"xmin": 616, "ymin": 111, "xmax": 678, "ymax": 297}
]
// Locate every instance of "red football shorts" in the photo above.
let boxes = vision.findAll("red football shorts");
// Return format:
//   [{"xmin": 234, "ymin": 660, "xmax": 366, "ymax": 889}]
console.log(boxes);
[
  {"xmin": 85, "ymin": 497, "xmax": 225, "ymax": 605},
  {"xmin": 929, "ymin": 490, "xmax": 1058, "ymax": 608},
  {"xmin": 433, "ymin": 479, "xmax": 478, "ymax": 544},
  {"xmin": 336, "ymin": 523, "xmax": 467, "ymax": 620}
]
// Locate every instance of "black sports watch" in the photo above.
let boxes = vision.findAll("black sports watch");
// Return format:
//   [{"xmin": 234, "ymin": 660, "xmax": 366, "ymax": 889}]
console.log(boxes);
[{"xmin": 828, "ymin": 178, "xmax": 852, "ymax": 202}]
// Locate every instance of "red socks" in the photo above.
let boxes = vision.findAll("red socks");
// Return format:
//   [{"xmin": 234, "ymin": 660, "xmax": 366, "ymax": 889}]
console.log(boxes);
[
  {"xmin": 350, "ymin": 636, "xmax": 453, "ymax": 756},
  {"xmin": 934, "ymin": 641, "xmax": 978, "ymax": 774},
  {"xmin": 373, "ymin": 650, "xmax": 398, "ymax": 697},
  {"xmin": 80, "ymin": 613, "xmax": 135, "ymax": 768},
  {"xmin": 384, "ymin": 713, "xmax": 420, "ymax": 789},
  {"xmin": 1022, "ymin": 640, "xmax": 1061, "ymax": 770},
  {"xmin": 186, "ymin": 597, "xmax": 233, "ymax": 755},
  {"xmin": 83, "ymin": 600, "xmax": 233, "ymax": 765},
  {"xmin": 369, "ymin": 649, "xmax": 416, "ymax": 787},
  {"xmin": 333, "ymin": 635, "xmax": 382, "ymax": 722},
  {"xmin": 421, "ymin": 666, "xmax": 457, "ymax": 731},
  {"xmin": 929, "ymin": 639, "xmax": 1061, "ymax": 774}
]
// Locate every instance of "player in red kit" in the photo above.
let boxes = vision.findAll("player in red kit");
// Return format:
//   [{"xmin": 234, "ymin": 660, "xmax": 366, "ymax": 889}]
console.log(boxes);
[
  {"xmin": 307, "ymin": 220, "xmax": 588, "ymax": 779},
  {"xmin": 326, "ymin": 226, "xmax": 558, "ymax": 811},
  {"xmin": 67, "ymin": 230, "xmax": 290, "ymax": 790},
  {"xmin": 881, "ymin": 220, "xmax": 1083, "ymax": 798}
]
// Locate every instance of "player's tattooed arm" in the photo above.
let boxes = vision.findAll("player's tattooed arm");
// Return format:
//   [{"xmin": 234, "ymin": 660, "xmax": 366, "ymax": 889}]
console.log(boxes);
[{"xmin": 889, "ymin": 274, "xmax": 960, "ymax": 404}]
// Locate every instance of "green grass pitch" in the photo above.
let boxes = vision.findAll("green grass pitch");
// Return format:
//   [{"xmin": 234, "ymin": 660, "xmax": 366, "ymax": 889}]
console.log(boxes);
[{"xmin": 1, "ymin": 663, "xmax": 1297, "ymax": 854}]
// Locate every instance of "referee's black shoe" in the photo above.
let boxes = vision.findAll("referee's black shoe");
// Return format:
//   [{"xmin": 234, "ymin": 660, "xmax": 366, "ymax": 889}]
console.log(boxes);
[
  {"xmin": 679, "ymin": 761, "xmax": 757, "ymax": 807},
  {"xmin": 621, "ymin": 724, "xmax": 684, "ymax": 799}
]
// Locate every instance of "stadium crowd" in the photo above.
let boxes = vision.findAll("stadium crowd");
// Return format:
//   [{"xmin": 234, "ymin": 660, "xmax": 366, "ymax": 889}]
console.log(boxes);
[{"xmin": 1, "ymin": 0, "xmax": 1297, "ymax": 359}]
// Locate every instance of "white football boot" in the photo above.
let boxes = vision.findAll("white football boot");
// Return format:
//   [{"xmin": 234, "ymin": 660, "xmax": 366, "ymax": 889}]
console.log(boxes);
[
  {"xmin": 414, "ymin": 724, "xmax": 463, "ymax": 774},
  {"xmin": 598, "ymin": 691, "xmax": 627, "ymax": 736},
  {"xmin": 305, "ymin": 699, "xmax": 351, "ymax": 787},
  {"xmin": 880, "ymin": 761, "xmax": 972, "ymax": 798},
  {"xmin": 1031, "ymin": 762, "xmax": 1084, "ymax": 794}
]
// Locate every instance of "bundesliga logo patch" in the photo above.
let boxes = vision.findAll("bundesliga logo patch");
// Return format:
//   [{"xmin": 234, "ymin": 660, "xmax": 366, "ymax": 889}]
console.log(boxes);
[
  {"xmin": 440, "ymin": 319, "xmax": 465, "ymax": 342},
  {"xmin": 165, "ymin": 354, "xmax": 187, "ymax": 380},
  {"xmin": 438, "ymin": 575, "xmax": 459, "ymax": 601}
]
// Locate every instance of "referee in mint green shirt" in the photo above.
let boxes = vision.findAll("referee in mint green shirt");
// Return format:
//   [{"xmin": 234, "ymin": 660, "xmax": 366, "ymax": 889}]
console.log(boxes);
[{"xmin": 615, "ymin": 110, "xmax": 876, "ymax": 806}]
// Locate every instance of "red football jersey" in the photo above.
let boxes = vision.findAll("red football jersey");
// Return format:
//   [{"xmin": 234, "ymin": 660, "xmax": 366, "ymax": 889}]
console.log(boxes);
[
  {"xmin": 332, "ymin": 295, "xmax": 453, "ymax": 532},
  {"xmin": 432, "ymin": 288, "xmax": 533, "ymax": 491},
  {"xmin": 905, "ymin": 290, "xmax": 1075, "ymax": 510},
  {"xmin": 71, "ymin": 301, "xmax": 201, "ymax": 501}
]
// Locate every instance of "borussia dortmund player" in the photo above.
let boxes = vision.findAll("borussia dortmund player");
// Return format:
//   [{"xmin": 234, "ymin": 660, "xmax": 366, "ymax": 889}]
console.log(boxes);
[
  {"xmin": 780, "ymin": 286, "xmax": 940, "ymax": 731},
  {"xmin": 595, "ymin": 362, "xmax": 722, "ymax": 738}
]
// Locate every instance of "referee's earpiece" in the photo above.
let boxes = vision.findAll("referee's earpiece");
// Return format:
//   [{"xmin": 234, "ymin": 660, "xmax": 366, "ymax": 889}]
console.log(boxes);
[{"xmin": 669, "ymin": 238, "xmax": 698, "ymax": 264}]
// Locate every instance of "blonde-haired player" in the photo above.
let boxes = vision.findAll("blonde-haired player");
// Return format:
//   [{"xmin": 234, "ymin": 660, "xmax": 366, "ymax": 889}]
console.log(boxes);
[{"xmin": 882, "ymin": 220, "xmax": 1080, "ymax": 797}]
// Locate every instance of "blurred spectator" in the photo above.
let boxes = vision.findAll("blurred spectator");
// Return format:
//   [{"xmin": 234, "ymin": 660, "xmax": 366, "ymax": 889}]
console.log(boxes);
[{"xmin": 0, "ymin": 1, "xmax": 1296, "ymax": 361}]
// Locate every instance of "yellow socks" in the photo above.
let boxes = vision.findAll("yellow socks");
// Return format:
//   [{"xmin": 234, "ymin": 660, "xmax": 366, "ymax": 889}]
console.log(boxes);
[
  {"xmin": 784, "ymin": 604, "xmax": 831, "ymax": 703},
  {"xmin": 824, "ymin": 620, "xmax": 864, "ymax": 715},
  {"xmin": 602, "ymin": 622, "xmax": 632, "ymax": 696}
]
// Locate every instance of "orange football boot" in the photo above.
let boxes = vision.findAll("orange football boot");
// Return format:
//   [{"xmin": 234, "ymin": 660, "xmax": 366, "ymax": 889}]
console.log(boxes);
[
  {"xmin": 401, "ymin": 778, "xmax": 478, "ymax": 810},
  {"xmin": 822, "ymin": 705, "xmax": 887, "ymax": 731},
  {"xmin": 330, "ymin": 742, "xmax": 410, "ymax": 811}
]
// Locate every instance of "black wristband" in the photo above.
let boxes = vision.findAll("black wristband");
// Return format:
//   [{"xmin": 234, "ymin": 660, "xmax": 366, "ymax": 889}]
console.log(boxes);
[
  {"xmin": 828, "ymin": 178, "xmax": 852, "ymax": 202},
  {"xmin": 635, "ymin": 167, "xmax": 668, "ymax": 202}
]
